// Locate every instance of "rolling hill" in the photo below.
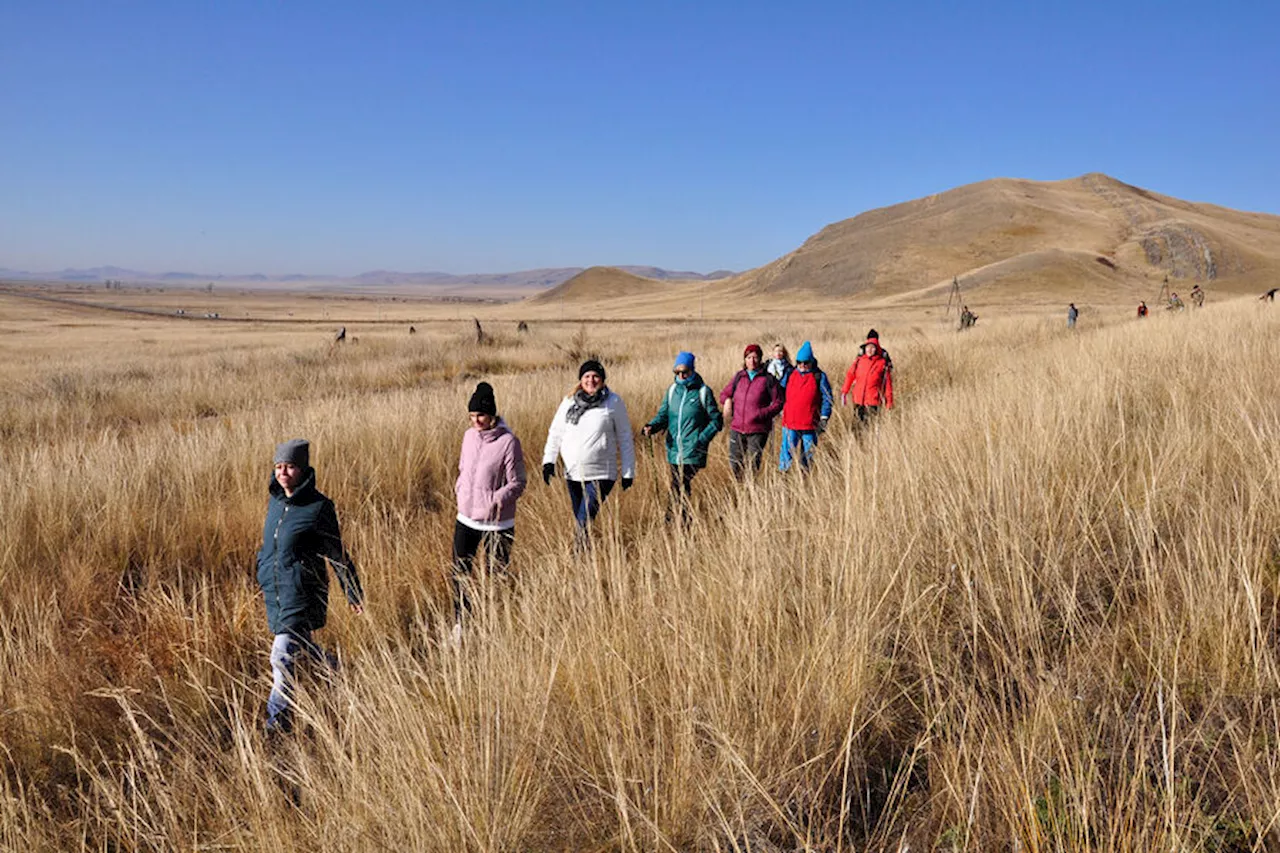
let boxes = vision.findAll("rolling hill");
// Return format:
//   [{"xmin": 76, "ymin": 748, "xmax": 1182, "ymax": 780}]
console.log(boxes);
[
  {"xmin": 722, "ymin": 173, "xmax": 1280, "ymax": 303},
  {"xmin": 523, "ymin": 174, "xmax": 1280, "ymax": 311}
]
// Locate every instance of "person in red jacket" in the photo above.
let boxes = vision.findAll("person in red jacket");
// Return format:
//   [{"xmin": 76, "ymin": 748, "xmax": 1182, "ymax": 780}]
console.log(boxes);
[
  {"xmin": 841, "ymin": 330, "xmax": 894, "ymax": 426},
  {"xmin": 720, "ymin": 343, "xmax": 784, "ymax": 479},
  {"xmin": 779, "ymin": 341, "xmax": 833, "ymax": 472}
]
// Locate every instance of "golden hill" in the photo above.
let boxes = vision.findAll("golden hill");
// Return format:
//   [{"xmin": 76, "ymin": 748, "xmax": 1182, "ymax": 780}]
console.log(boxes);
[
  {"xmin": 517, "ymin": 175, "xmax": 1280, "ymax": 314},
  {"xmin": 528, "ymin": 265, "xmax": 687, "ymax": 305},
  {"xmin": 723, "ymin": 173, "xmax": 1280, "ymax": 303}
]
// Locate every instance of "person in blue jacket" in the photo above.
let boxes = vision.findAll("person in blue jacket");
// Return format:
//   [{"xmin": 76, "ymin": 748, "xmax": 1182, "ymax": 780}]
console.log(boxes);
[
  {"xmin": 256, "ymin": 439, "xmax": 364, "ymax": 734},
  {"xmin": 641, "ymin": 351, "xmax": 723, "ymax": 523}
]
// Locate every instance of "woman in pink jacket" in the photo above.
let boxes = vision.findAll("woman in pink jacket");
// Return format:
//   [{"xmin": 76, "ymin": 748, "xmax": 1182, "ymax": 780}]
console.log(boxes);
[{"xmin": 453, "ymin": 382, "xmax": 526, "ymax": 632}]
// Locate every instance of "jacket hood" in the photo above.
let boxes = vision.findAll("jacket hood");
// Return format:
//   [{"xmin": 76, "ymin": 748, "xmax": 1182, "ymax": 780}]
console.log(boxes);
[{"xmin": 268, "ymin": 467, "xmax": 317, "ymax": 502}]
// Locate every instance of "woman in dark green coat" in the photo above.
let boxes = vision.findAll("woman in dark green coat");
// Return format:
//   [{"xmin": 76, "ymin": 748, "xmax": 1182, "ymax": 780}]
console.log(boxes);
[
  {"xmin": 641, "ymin": 351, "xmax": 723, "ymax": 523},
  {"xmin": 256, "ymin": 439, "xmax": 363, "ymax": 734}
]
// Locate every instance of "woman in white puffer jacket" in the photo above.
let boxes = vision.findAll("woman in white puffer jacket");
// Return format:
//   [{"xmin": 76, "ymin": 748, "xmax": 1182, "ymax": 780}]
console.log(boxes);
[{"xmin": 541, "ymin": 359, "xmax": 636, "ymax": 546}]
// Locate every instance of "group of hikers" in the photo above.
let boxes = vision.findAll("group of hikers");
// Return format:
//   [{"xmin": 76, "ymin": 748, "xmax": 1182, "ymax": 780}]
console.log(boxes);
[
  {"xmin": 255, "ymin": 330, "xmax": 895, "ymax": 733},
  {"xmin": 1066, "ymin": 284, "xmax": 1213, "ymax": 327}
]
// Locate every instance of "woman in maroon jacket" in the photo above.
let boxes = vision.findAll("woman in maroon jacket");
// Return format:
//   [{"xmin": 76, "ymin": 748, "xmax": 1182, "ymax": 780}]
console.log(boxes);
[{"xmin": 719, "ymin": 344, "xmax": 785, "ymax": 479}]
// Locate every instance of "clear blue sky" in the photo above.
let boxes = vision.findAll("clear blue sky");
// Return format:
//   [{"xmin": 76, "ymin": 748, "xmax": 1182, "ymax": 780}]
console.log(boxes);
[{"xmin": 2, "ymin": 1, "xmax": 1276, "ymax": 276}]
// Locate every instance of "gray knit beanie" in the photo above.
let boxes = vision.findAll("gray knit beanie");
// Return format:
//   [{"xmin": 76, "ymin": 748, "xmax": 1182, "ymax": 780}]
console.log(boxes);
[{"xmin": 273, "ymin": 438, "xmax": 310, "ymax": 469}]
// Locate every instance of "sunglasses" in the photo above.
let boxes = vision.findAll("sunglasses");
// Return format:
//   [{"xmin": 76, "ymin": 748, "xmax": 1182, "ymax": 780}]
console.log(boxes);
[{"xmin": 673, "ymin": 367, "xmax": 691, "ymax": 377}]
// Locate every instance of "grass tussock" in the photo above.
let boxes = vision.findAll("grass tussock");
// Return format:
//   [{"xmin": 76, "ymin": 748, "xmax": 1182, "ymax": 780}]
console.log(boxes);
[{"xmin": 2, "ymin": 300, "xmax": 1280, "ymax": 850}]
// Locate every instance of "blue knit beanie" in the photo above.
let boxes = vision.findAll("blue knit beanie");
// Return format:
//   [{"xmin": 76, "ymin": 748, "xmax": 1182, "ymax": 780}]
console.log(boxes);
[
  {"xmin": 674, "ymin": 351, "xmax": 696, "ymax": 371},
  {"xmin": 796, "ymin": 341, "xmax": 813, "ymax": 363}
]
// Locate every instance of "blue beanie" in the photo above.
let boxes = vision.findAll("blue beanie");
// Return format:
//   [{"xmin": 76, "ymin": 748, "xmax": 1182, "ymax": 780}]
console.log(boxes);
[
  {"xmin": 674, "ymin": 351, "xmax": 696, "ymax": 370},
  {"xmin": 796, "ymin": 341, "xmax": 813, "ymax": 363}
]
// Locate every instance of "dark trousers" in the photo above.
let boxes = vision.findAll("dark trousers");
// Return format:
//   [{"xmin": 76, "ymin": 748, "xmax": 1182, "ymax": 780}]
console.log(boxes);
[
  {"xmin": 728, "ymin": 431, "xmax": 769, "ymax": 480},
  {"xmin": 667, "ymin": 463, "xmax": 700, "ymax": 523},
  {"xmin": 853, "ymin": 405, "xmax": 881, "ymax": 426},
  {"xmin": 451, "ymin": 520, "xmax": 514, "ymax": 621}
]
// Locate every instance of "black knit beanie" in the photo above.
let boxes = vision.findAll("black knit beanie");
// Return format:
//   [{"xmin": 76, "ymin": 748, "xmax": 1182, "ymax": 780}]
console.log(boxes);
[
  {"xmin": 578, "ymin": 359, "xmax": 606, "ymax": 381},
  {"xmin": 867, "ymin": 328, "xmax": 879, "ymax": 340},
  {"xmin": 468, "ymin": 381, "xmax": 497, "ymax": 416}
]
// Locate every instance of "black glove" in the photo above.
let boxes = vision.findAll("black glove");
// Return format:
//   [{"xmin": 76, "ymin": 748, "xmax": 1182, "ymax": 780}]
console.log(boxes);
[
  {"xmin": 542, "ymin": 463, "xmax": 555, "ymax": 485},
  {"xmin": 620, "ymin": 477, "xmax": 634, "ymax": 491},
  {"xmin": 818, "ymin": 416, "xmax": 829, "ymax": 433}
]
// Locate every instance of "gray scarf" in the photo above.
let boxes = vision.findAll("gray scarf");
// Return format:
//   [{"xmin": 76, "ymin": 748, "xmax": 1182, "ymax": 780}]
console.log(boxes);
[{"xmin": 565, "ymin": 387, "xmax": 607, "ymax": 425}]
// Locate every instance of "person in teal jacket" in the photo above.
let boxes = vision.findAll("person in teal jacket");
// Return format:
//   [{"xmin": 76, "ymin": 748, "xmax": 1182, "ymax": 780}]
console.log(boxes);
[
  {"xmin": 256, "ymin": 439, "xmax": 364, "ymax": 734},
  {"xmin": 641, "ymin": 351, "xmax": 723, "ymax": 522}
]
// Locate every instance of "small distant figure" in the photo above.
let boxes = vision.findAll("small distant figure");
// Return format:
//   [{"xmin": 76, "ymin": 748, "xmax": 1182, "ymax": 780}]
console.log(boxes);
[
  {"xmin": 409, "ymin": 325, "xmax": 417, "ymax": 335},
  {"xmin": 473, "ymin": 318, "xmax": 487, "ymax": 344},
  {"xmin": 1167, "ymin": 292, "xmax": 1184, "ymax": 311},
  {"xmin": 1190, "ymin": 284, "xmax": 1205, "ymax": 308},
  {"xmin": 1067, "ymin": 304, "xmax": 1079, "ymax": 328},
  {"xmin": 516, "ymin": 321, "xmax": 530, "ymax": 334},
  {"xmin": 1261, "ymin": 287, "xmax": 1279, "ymax": 302},
  {"xmin": 1137, "ymin": 301, "xmax": 1148, "ymax": 318},
  {"xmin": 334, "ymin": 326, "xmax": 346, "ymax": 344},
  {"xmin": 958, "ymin": 305, "xmax": 978, "ymax": 330}
]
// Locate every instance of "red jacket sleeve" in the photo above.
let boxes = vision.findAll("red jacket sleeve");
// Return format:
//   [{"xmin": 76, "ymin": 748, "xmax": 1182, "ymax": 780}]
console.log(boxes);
[{"xmin": 841, "ymin": 362, "xmax": 857, "ymax": 396}]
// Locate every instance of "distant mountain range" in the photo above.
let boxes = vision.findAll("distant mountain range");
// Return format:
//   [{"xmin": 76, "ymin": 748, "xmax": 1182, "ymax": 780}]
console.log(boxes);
[{"xmin": 0, "ymin": 265, "xmax": 735, "ymax": 288}]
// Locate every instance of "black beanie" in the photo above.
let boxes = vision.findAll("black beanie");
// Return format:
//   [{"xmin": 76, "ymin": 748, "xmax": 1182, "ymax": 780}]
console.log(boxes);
[
  {"xmin": 578, "ymin": 359, "xmax": 606, "ymax": 381},
  {"xmin": 867, "ymin": 328, "xmax": 879, "ymax": 340},
  {"xmin": 468, "ymin": 381, "xmax": 497, "ymax": 416}
]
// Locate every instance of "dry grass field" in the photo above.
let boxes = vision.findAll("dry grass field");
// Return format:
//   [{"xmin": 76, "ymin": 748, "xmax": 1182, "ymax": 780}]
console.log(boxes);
[{"xmin": 3, "ymin": 286, "xmax": 1280, "ymax": 851}]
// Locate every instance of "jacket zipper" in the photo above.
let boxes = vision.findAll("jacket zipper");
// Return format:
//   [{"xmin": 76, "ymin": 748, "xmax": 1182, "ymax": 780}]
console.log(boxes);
[
  {"xmin": 676, "ymin": 384, "xmax": 687, "ymax": 458},
  {"xmin": 271, "ymin": 504, "xmax": 289, "ymax": 623}
]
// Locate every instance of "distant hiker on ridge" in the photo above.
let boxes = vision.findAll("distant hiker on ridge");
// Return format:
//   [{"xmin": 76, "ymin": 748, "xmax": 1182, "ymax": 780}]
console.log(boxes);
[
  {"xmin": 642, "ymin": 351, "xmax": 723, "ymax": 523},
  {"xmin": 541, "ymin": 360, "xmax": 635, "ymax": 549},
  {"xmin": 451, "ymin": 382, "xmax": 526, "ymax": 644},
  {"xmin": 778, "ymin": 341, "xmax": 833, "ymax": 473},
  {"xmin": 256, "ymin": 439, "xmax": 363, "ymax": 736},
  {"xmin": 719, "ymin": 344, "xmax": 784, "ymax": 480}
]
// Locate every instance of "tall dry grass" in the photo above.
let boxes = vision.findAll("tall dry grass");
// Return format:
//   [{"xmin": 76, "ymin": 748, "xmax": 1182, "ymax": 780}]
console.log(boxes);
[{"xmin": 2, "ymin": 298, "xmax": 1280, "ymax": 851}]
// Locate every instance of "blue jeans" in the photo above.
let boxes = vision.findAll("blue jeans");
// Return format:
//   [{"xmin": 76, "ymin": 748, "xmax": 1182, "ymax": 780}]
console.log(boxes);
[
  {"xmin": 779, "ymin": 428, "xmax": 819, "ymax": 472},
  {"xmin": 566, "ymin": 479, "xmax": 614, "ymax": 528},
  {"xmin": 267, "ymin": 630, "xmax": 335, "ymax": 734}
]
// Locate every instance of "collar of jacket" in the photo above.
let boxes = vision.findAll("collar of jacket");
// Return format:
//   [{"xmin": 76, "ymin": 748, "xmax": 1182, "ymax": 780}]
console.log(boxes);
[
  {"xmin": 674, "ymin": 372, "xmax": 704, "ymax": 391},
  {"xmin": 268, "ymin": 468, "xmax": 318, "ymax": 503},
  {"xmin": 476, "ymin": 419, "xmax": 511, "ymax": 442}
]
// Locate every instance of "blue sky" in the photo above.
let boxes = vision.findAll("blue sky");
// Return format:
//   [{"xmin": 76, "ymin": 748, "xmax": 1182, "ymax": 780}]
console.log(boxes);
[{"xmin": 2, "ymin": 1, "xmax": 1276, "ymax": 275}]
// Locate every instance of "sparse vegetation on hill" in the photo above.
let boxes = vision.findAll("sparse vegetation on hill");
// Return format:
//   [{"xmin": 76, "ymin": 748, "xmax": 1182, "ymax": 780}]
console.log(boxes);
[{"xmin": 716, "ymin": 173, "xmax": 1280, "ymax": 303}]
